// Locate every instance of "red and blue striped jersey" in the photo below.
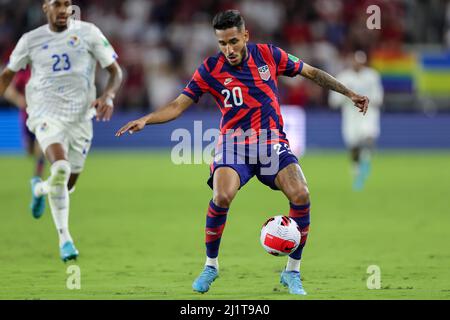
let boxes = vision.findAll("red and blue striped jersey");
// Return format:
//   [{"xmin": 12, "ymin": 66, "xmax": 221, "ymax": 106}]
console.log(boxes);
[{"xmin": 182, "ymin": 43, "xmax": 303, "ymax": 144}]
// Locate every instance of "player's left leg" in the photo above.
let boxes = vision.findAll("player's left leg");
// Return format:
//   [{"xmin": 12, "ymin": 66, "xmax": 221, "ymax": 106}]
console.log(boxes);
[
  {"xmin": 350, "ymin": 146, "xmax": 363, "ymax": 190},
  {"xmin": 29, "ymin": 140, "xmax": 46, "ymax": 217},
  {"xmin": 352, "ymin": 138, "xmax": 375, "ymax": 191},
  {"xmin": 275, "ymin": 163, "xmax": 310, "ymax": 295}
]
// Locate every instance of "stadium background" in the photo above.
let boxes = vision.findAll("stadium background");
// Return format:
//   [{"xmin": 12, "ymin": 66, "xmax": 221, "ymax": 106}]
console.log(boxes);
[
  {"xmin": 1, "ymin": 0, "xmax": 450, "ymax": 151},
  {"xmin": 0, "ymin": 0, "xmax": 449, "ymax": 300}
]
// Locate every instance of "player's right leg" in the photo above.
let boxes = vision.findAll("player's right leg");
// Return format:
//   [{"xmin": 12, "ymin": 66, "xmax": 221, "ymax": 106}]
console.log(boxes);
[{"xmin": 192, "ymin": 166, "xmax": 240, "ymax": 293}]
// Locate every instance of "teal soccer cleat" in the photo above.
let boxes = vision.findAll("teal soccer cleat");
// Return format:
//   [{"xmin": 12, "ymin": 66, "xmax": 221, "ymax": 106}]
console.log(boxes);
[
  {"xmin": 192, "ymin": 266, "xmax": 218, "ymax": 293},
  {"xmin": 60, "ymin": 241, "xmax": 79, "ymax": 262},
  {"xmin": 280, "ymin": 270, "xmax": 307, "ymax": 295},
  {"xmin": 30, "ymin": 177, "xmax": 46, "ymax": 219}
]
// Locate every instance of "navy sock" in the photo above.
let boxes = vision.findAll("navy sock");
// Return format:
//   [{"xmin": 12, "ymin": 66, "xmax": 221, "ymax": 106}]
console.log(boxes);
[
  {"xmin": 289, "ymin": 202, "xmax": 311, "ymax": 260},
  {"xmin": 205, "ymin": 200, "xmax": 229, "ymax": 259}
]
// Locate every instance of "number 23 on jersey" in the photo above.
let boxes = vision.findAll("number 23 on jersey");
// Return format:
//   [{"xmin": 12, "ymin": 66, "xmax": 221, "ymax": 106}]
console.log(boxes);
[{"xmin": 52, "ymin": 53, "xmax": 71, "ymax": 72}]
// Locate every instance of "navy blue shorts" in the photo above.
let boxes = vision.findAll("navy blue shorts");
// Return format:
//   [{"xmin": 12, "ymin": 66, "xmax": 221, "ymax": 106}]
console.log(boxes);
[{"xmin": 207, "ymin": 142, "xmax": 299, "ymax": 191}]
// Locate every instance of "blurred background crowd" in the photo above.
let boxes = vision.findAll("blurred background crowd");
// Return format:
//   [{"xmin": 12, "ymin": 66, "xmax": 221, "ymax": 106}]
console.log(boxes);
[{"xmin": 1, "ymin": 0, "xmax": 449, "ymax": 112}]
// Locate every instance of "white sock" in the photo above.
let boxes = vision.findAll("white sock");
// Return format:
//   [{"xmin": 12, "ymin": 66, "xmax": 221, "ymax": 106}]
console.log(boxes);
[
  {"xmin": 58, "ymin": 228, "xmax": 73, "ymax": 246},
  {"xmin": 205, "ymin": 257, "xmax": 219, "ymax": 270},
  {"xmin": 47, "ymin": 160, "xmax": 73, "ymax": 247},
  {"xmin": 34, "ymin": 180, "xmax": 49, "ymax": 197},
  {"xmin": 286, "ymin": 257, "xmax": 301, "ymax": 272}
]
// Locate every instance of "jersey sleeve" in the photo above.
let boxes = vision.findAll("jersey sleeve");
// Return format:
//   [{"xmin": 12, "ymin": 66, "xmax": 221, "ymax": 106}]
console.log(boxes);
[
  {"xmin": 269, "ymin": 45, "xmax": 303, "ymax": 78},
  {"xmin": 88, "ymin": 24, "xmax": 118, "ymax": 68},
  {"xmin": 181, "ymin": 63, "xmax": 210, "ymax": 103},
  {"xmin": 7, "ymin": 34, "xmax": 30, "ymax": 72}
]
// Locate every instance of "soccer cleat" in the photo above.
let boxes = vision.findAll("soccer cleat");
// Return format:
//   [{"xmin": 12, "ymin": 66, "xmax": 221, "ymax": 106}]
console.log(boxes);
[
  {"xmin": 60, "ymin": 241, "xmax": 79, "ymax": 262},
  {"xmin": 280, "ymin": 270, "xmax": 307, "ymax": 295},
  {"xmin": 192, "ymin": 265, "xmax": 218, "ymax": 293},
  {"xmin": 30, "ymin": 177, "xmax": 46, "ymax": 219}
]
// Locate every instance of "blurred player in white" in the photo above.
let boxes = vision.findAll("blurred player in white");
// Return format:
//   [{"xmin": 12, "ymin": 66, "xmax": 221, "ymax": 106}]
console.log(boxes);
[
  {"xmin": 0, "ymin": 0, "xmax": 123, "ymax": 261},
  {"xmin": 329, "ymin": 51, "xmax": 383, "ymax": 190}
]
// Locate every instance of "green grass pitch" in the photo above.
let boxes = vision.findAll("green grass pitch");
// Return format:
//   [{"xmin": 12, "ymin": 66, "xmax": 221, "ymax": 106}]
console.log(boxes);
[{"xmin": 0, "ymin": 150, "xmax": 449, "ymax": 300}]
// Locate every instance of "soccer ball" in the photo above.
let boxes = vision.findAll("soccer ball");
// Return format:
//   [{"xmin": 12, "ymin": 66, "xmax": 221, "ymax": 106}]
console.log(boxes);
[{"xmin": 260, "ymin": 216, "xmax": 301, "ymax": 256}]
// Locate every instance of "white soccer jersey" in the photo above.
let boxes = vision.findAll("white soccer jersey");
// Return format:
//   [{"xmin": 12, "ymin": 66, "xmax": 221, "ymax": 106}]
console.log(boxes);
[
  {"xmin": 328, "ymin": 67, "xmax": 384, "ymax": 147},
  {"xmin": 7, "ymin": 21, "xmax": 118, "ymax": 122}
]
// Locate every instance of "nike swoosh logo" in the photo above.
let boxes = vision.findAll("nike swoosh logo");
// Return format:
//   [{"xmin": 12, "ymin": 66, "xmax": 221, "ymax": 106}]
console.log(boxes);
[{"xmin": 224, "ymin": 78, "xmax": 233, "ymax": 85}]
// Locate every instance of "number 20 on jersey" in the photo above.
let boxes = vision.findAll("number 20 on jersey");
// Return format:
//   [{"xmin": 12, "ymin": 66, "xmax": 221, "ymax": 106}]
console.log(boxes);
[{"xmin": 221, "ymin": 87, "xmax": 244, "ymax": 108}]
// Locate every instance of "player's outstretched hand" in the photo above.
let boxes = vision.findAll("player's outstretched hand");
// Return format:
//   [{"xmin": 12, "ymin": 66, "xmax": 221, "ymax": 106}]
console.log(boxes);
[
  {"xmin": 92, "ymin": 95, "xmax": 114, "ymax": 122},
  {"xmin": 350, "ymin": 94, "xmax": 369, "ymax": 115},
  {"xmin": 115, "ymin": 118, "xmax": 147, "ymax": 137}
]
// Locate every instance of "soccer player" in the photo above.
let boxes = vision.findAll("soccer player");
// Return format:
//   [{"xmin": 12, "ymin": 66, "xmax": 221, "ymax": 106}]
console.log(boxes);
[
  {"xmin": 116, "ymin": 10, "xmax": 369, "ymax": 295},
  {"xmin": 0, "ymin": 0, "xmax": 123, "ymax": 262},
  {"xmin": 3, "ymin": 68, "xmax": 46, "ymax": 179},
  {"xmin": 329, "ymin": 51, "xmax": 383, "ymax": 190}
]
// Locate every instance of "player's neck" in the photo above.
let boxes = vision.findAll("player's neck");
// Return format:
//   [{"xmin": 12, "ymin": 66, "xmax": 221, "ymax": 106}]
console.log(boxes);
[
  {"xmin": 242, "ymin": 47, "xmax": 249, "ymax": 62},
  {"xmin": 49, "ymin": 24, "xmax": 69, "ymax": 33}
]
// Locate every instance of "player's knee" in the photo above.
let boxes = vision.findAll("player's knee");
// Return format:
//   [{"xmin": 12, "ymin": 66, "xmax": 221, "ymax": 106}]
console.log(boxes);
[
  {"xmin": 213, "ymin": 192, "xmax": 234, "ymax": 209},
  {"xmin": 49, "ymin": 160, "xmax": 71, "ymax": 186},
  {"xmin": 289, "ymin": 186, "xmax": 310, "ymax": 205}
]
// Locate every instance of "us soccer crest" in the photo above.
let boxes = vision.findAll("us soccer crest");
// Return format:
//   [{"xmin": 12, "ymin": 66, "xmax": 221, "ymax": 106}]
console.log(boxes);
[{"xmin": 258, "ymin": 65, "xmax": 271, "ymax": 81}]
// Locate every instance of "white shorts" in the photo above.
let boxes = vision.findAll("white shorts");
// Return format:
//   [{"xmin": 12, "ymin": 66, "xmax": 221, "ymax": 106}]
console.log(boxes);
[
  {"xmin": 27, "ymin": 116, "xmax": 93, "ymax": 173},
  {"xmin": 342, "ymin": 108, "xmax": 380, "ymax": 148}
]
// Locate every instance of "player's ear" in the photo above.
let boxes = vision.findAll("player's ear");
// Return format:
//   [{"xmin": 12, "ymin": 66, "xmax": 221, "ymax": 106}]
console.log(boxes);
[
  {"xmin": 42, "ymin": 0, "xmax": 48, "ymax": 14},
  {"xmin": 244, "ymin": 29, "xmax": 249, "ymax": 42}
]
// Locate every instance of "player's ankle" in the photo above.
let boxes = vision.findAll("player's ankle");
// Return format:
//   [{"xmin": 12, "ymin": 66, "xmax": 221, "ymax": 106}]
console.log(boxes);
[{"xmin": 205, "ymin": 257, "xmax": 219, "ymax": 270}]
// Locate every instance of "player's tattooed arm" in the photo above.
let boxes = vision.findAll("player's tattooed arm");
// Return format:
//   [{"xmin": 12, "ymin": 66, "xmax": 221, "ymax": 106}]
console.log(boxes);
[
  {"xmin": 301, "ymin": 63, "xmax": 369, "ymax": 115},
  {"xmin": 0, "ymin": 68, "xmax": 16, "ymax": 97},
  {"xmin": 115, "ymin": 94, "xmax": 194, "ymax": 137}
]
